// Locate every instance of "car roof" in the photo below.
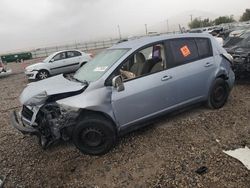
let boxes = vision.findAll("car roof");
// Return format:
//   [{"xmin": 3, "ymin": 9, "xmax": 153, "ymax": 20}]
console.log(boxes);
[
  {"xmin": 47, "ymin": 49, "xmax": 82, "ymax": 58},
  {"xmin": 55, "ymin": 49, "xmax": 82, "ymax": 54},
  {"xmin": 110, "ymin": 33, "xmax": 213, "ymax": 51}
]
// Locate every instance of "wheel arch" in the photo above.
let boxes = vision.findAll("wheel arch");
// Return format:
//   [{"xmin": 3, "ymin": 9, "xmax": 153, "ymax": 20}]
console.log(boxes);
[
  {"xmin": 37, "ymin": 68, "xmax": 51, "ymax": 74},
  {"xmin": 36, "ymin": 69, "xmax": 51, "ymax": 79},
  {"xmin": 216, "ymin": 73, "xmax": 228, "ymax": 80},
  {"xmin": 77, "ymin": 109, "xmax": 118, "ymax": 133},
  {"xmin": 80, "ymin": 61, "xmax": 87, "ymax": 67}
]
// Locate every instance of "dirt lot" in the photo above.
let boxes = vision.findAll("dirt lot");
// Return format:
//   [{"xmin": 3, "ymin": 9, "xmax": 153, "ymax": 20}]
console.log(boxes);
[{"xmin": 0, "ymin": 61, "xmax": 250, "ymax": 187}]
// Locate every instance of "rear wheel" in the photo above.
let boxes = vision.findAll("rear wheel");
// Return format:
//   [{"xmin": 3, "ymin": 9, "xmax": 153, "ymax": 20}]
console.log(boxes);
[
  {"xmin": 72, "ymin": 114, "xmax": 117, "ymax": 155},
  {"xmin": 37, "ymin": 70, "xmax": 49, "ymax": 80},
  {"xmin": 207, "ymin": 78, "xmax": 229, "ymax": 109},
  {"xmin": 80, "ymin": 62, "xmax": 87, "ymax": 67}
]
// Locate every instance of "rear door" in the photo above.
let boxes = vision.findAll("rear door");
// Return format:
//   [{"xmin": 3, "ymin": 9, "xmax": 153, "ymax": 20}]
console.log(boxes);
[
  {"xmin": 163, "ymin": 37, "xmax": 215, "ymax": 104},
  {"xmin": 65, "ymin": 51, "xmax": 82, "ymax": 72}
]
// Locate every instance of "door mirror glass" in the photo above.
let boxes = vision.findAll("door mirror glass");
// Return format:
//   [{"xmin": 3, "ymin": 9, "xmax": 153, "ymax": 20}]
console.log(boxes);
[{"xmin": 112, "ymin": 75, "xmax": 124, "ymax": 92}]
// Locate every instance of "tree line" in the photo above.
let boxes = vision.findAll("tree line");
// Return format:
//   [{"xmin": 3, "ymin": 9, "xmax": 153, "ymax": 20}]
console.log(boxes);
[{"xmin": 189, "ymin": 9, "xmax": 250, "ymax": 29}]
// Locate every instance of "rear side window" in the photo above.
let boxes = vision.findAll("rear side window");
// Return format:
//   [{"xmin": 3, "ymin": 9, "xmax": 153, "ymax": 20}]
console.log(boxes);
[
  {"xmin": 169, "ymin": 39, "xmax": 199, "ymax": 66},
  {"xmin": 195, "ymin": 38, "xmax": 212, "ymax": 58},
  {"xmin": 67, "ymin": 51, "xmax": 81, "ymax": 58},
  {"xmin": 74, "ymin": 51, "xmax": 81, "ymax": 56}
]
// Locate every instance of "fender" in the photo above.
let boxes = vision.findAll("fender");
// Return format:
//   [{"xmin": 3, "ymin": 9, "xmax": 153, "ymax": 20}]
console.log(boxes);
[{"xmin": 56, "ymin": 86, "xmax": 118, "ymax": 126}]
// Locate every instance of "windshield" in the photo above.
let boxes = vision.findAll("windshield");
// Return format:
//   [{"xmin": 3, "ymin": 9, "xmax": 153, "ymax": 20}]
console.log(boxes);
[
  {"xmin": 223, "ymin": 37, "xmax": 244, "ymax": 48},
  {"xmin": 224, "ymin": 31, "xmax": 250, "ymax": 48},
  {"xmin": 43, "ymin": 53, "xmax": 56, "ymax": 62},
  {"xmin": 237, "ymin": 33, "xmax": 250, "ymax": 48},
  {"xmin": 73, "ymin": 49, "xmax": 129, "ymax": 82}
]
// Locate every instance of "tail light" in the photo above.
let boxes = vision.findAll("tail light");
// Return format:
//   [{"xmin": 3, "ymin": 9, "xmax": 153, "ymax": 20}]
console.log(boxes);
[
  {"xmin": 88, "ymin": 53, "xmax": 94, "ymax": 58},
  {"xmin": 222, "ymin": 53, "xmax": 234, "ymax": 66}
]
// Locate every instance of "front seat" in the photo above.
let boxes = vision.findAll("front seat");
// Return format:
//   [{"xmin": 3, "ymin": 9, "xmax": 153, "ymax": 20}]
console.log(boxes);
[{"xmin": 130, "ymin": 52, "xmax": 146, "ymax": 76}]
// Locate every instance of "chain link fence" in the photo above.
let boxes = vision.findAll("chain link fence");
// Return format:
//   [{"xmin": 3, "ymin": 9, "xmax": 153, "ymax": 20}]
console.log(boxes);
[{"xmin": 31, "ymin": 38, "xmax": 120, "ymax": 58}]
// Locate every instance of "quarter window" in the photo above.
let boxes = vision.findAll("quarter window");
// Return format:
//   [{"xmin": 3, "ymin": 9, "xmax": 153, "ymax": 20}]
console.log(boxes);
[
  {"xmin": 195, "ymin": 38, "xmax": 212, "ymax": 58},
  {"xmin": 67, "ymin": 51, "xmax": 81, "ymax": 58}
]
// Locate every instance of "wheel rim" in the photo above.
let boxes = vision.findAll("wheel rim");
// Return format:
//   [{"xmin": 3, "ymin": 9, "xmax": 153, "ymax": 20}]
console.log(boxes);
[
  {"xmin": 213, "ymin": 85, "xmax": 226, "ymax": 102},
  {"xmin": 39, "ymin": 71, "xmax": 48, "ymax": 79},
  {"xmin": 81, "ymin": 128, "xmax": 103, "ymax": 147}
]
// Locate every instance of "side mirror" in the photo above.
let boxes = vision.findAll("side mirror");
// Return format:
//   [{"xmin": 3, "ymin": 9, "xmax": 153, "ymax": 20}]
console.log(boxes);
[
  {"xmin": 50, "ymin": 59, "xmax": 54, "ymax": 63},
  {"xmin": 112, "ymin": 75, "xmax": 125, "ymax": 92}
]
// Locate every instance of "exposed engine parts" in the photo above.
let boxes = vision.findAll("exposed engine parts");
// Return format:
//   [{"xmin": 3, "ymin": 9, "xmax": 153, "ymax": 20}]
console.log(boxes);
[
  {"xmin": 232, "ymin": 54, "xmax": 250, "ymax": 78},
  {"xmin": 32, "ymin": 103, "xmax": 79, "ymax": 148}
]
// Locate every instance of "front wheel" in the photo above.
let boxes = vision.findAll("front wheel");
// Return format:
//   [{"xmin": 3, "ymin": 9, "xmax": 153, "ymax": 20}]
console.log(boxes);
[
  {"xmin": 207, "ymin": 78, "xmax": 229, "ymax": 109},
  {"xmin": 72, "ymin": 115, "xmax": 117, "ymax": 155},
  {"xmin": 37, "ymin": 70, "xmax": 49, "ymax": 80}
]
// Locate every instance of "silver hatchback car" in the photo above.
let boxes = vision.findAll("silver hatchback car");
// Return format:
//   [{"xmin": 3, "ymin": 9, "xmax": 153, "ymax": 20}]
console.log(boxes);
[{"xmin": 11, "ymin": 33, "xmax": 235, "ymax": 155}]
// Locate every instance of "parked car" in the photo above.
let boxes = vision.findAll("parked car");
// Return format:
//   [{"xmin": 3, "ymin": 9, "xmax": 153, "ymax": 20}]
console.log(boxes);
[
  {"xmin": 225, "ymin": 30, "xmax": 250, "ymax": 78},
  {"xmin": 1, "ymin": 52, "xmax": 32, "ymax": 63},
  {"xmin": 223, "ymin": 28, "xmax": 249, "ymax": 50},
  {"xmin": 0, "ymin": 59, "xmax": 12, "ymax": 77},
  {"xmin": 0, "ymin": 59, "xmax": 5, "ymax": 73},
  {"xmin": 25, "ymin": 50, "xmax": 92, "ymax": 80},
  {"xmin": 11, "ymin": 33, "xmax": 235, "ymax": 155}
]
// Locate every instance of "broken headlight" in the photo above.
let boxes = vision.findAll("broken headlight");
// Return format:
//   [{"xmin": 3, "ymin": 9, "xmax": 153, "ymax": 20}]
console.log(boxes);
[{"xmin": 24, "ymin": 91, "xmax": 48, "ymax": 106}]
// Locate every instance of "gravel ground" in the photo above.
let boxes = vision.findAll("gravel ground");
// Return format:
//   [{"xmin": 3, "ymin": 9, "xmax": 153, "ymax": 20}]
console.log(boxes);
[{"xmin": 0, "ymin": 61, "xmax": 250, "ymax": 187}]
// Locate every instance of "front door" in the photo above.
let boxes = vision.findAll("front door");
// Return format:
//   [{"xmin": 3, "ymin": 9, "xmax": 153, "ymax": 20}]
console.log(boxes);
[
  {"xmin": 49, "ymin": 52, "xmax": 68, "ymax": 74},
  {"xmin": 111, "ymin": 43, "xmax": 178, "ymax": 127}
]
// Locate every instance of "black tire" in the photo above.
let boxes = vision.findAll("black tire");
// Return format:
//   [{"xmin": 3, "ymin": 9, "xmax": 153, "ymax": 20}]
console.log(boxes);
[
  {"xmin": 207, "ymin": 78, "xmax": 229, "ymax": 109},
  {"xmin": 72, "ymin": 114, "xmax": 117, "ymax": 155},
  {"xmin": 37, "ymin": 70, "xmax": 49, "ymax": 80}
]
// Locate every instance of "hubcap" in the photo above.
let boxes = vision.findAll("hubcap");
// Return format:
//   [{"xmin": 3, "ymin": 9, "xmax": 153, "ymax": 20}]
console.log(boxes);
[
  {"xmin": 213, "ymin": 86, "xmax": 225, "ymax": 102},
  {"xmin": 39, "ymin": 72, "xmax": 48, "ymax": 79},
  {"xmin": 81, "ymin": 128, "xmax": 103, "ymax": 147}
]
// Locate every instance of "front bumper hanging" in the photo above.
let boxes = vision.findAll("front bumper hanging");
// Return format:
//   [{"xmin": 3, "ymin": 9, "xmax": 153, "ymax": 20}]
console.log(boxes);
[{"xmin": 10, "ymin": 111, "xmax": 38, "ymax": 134}]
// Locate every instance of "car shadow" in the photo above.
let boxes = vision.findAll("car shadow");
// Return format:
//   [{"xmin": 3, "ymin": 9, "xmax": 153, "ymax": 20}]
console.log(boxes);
[
  {"xmin": 235, "ymin": 78, "xmax": 250, "ymax": 85},
  {"xmin": 118, "ymin": 103, "xmax": 204, "ymax": 144}
]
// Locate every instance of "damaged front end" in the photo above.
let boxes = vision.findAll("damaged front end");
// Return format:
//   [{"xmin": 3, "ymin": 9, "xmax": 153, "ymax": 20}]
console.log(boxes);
[
  {"xmin": 11, "ymin": 76, "xmax": 87, "ymax": 148},
  {"xmin": 11, "ymin": 103, "xmax": 79, "ymax": 148},
  {"xmin": 231, "ymin": 51, "xmax": 250, "ymax": 77}
]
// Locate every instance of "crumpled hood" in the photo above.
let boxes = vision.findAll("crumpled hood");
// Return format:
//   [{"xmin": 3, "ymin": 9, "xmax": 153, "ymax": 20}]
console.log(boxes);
[
  {"xmin": 228, "ymin": 46, "xmax": 250, "ymax": 56},
  {"xmin": 20, "ymin": 74, "xmax": 86, "ymax": 105}
]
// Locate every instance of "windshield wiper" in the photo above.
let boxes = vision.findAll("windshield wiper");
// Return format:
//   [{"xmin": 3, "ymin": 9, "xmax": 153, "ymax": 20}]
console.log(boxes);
[{"xmin": 72, "ymin": 76, "xmax": 89, "ymax": 86}]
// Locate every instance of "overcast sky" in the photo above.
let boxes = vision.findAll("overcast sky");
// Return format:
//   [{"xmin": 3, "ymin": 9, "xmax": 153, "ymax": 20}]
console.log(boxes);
[{"xmin": 0, "ymin": 0, "xmax": 249, "ymax": 53}]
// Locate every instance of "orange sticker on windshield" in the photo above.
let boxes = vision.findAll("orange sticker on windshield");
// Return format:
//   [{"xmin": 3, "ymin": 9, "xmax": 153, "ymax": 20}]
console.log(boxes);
[{"xmin": 180, "ymin": 45, "xmax": 191, "ymax": 57}]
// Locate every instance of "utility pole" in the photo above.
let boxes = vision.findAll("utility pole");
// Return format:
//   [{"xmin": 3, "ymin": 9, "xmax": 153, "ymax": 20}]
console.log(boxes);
[
  {"xmin": 198, "ymin": 16, "xmax": 202, "ymax": 28},
  {"xmin": 166, "ymin": 19, "xmax": 169, "ymax": 33},
  {"xmin": 190, "ymin": 14, "xmax": 193, "ymax": 22},
  {"xmin": 117, "ymin": 25, "xmax": 121, "ymax": 40},
  {"xmin": 145, "ymin": 24, "xmax": 148, "ymax": 35}
]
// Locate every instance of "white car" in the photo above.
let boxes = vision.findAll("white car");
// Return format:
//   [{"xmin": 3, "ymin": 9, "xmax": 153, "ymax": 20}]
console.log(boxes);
[
  {"xmin": 25, "ymin": 50, "xmax": 92, "ymax": 80},
  {"xmin": 0, "ymin": 60, "xmax": 12, "ymax": 77}
]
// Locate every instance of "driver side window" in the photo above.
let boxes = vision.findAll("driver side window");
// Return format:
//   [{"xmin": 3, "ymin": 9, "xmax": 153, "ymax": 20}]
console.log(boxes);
[
  {"xmin": 53, "ymin": 52, "xmax": 66, "ymax": 61},
  {"xmin": 119, "ymin": 43, "xmax": 166, "ymax": 81}
]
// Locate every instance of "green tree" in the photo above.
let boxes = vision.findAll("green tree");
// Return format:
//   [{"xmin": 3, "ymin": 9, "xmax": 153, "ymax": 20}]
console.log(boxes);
[
  {"xmin": 188, "ymin": 18, "xmax": 212, "ymax": 29},
  {"xmin": 213, "ymin": 16, "xmax": 235, "ymax": 25},
  {"xmin": 240, "ymin": 9, "xmax": 250, "ymax": 21}
]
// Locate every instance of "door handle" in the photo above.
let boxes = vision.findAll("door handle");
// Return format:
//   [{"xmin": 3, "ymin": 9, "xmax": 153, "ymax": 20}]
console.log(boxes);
[
  {"xmin": 161, "ymin": 75, "xmax": 172, "ymax": 81},
  {"xmin": 204, "ymin": 62, "xmax": 213, "ymax": 67}
]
